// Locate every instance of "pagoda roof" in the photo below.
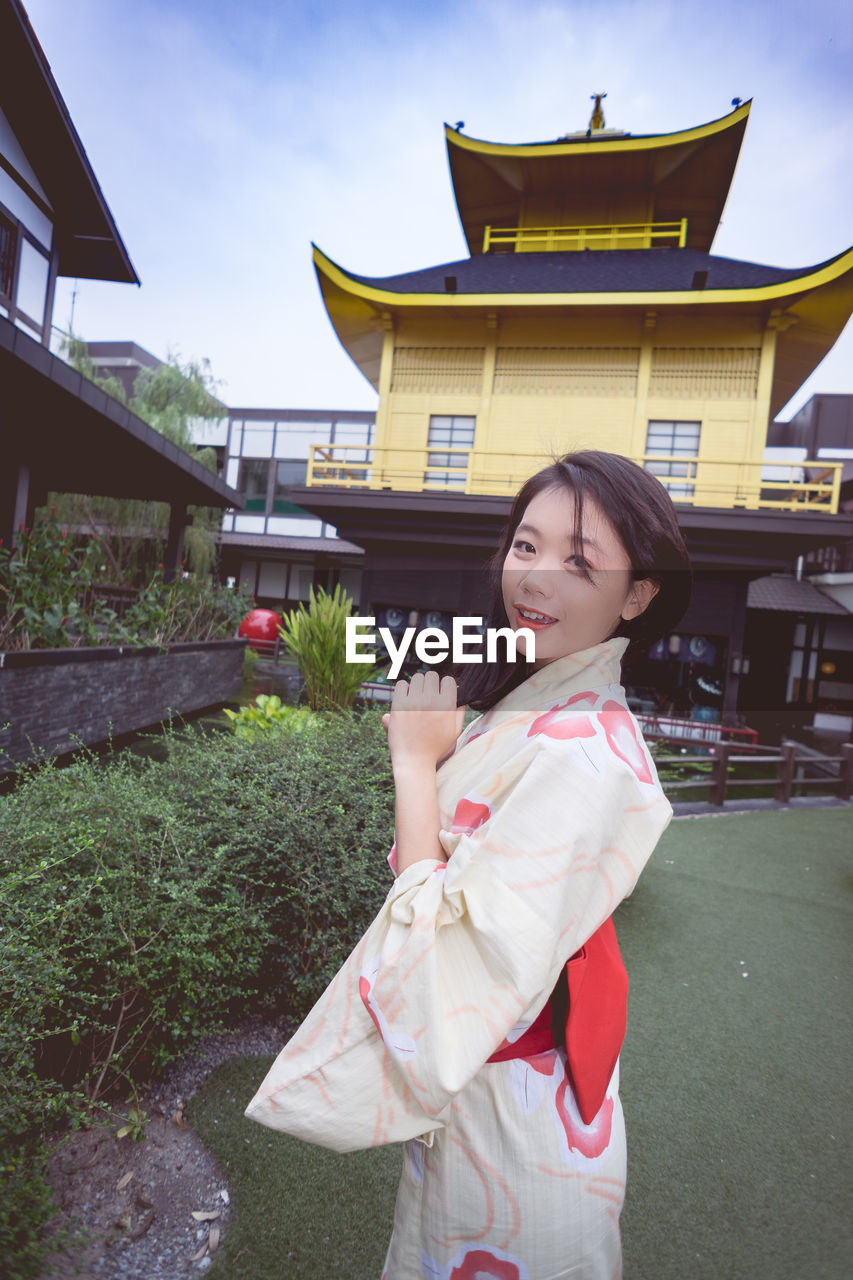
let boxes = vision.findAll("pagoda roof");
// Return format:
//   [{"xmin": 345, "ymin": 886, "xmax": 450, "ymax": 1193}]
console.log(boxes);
[
  {"xmin": 322, "ymin": 246, "xmax": 824, "ymax": 297},
  {"xmin": 313, "ymin": 243, "xmax": 853, "ymax": 418},
  {"xmin": 445, "ymin": 102, "xmax": 751, "ymax": 255}
]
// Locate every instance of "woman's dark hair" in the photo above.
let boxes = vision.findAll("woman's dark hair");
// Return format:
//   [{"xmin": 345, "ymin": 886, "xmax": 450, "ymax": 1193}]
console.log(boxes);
[{"xmin": 449, "ymin": 449, "xmax": 693, "ymax": 711}]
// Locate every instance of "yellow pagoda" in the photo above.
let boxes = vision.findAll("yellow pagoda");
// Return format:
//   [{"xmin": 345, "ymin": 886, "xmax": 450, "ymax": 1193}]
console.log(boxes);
[{"xmin": 309, "ymin": 99, "xmax": 852, "ymax": 513}]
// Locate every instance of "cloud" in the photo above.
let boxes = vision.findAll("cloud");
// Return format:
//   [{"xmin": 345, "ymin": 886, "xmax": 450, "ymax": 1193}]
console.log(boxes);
[{"xmin": 25, "ymin": 0, "xmax": 852, "ymax": 411}]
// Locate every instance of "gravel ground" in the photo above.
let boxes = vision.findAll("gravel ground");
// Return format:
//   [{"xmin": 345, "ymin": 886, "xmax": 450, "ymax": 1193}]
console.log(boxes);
[{"xmin": 40, "ymin": 1013, "xmax": 293, "ymax": 1280}]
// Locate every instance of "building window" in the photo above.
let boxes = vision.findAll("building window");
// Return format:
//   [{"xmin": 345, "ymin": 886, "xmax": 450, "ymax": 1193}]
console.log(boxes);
[
  {"xmin": 0, "ymin": 212, "xmax": 17, "ymax": 300},
  {"xmin": 644, "ymin": 420, "xmax": 700, "ymax": 499},
  {"xmin": 239, "ymin": 458, "xmax": 269, "ymax": 512},
  {"xmin": 273, "ymin": 459, "xmax": 308, "ymax": 514},
  {"xmin": 424, "ymin": 415, "xmax": 475, "ymax": 489}
]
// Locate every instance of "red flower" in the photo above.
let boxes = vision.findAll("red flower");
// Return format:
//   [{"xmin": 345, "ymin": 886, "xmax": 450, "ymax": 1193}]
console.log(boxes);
[{"xmin": 50, "ymin": 505, "xmax": 56, "ymax": 517}]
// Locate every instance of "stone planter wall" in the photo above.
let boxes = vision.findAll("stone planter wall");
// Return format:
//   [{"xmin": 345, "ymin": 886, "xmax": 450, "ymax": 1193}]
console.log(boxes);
[{"xmin": 0, "ymin": 638, "xmax": 247, "ymax": 773}]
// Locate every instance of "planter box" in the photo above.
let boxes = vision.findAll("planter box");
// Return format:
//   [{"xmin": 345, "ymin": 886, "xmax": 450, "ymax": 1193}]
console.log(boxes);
[{"xmin": 0, "ymin": 638, "xmax": 247, "ymax": 773}]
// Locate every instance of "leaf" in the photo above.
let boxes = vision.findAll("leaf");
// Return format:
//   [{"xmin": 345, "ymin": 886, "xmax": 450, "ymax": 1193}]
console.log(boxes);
[
  {"xmin": 116, "ymin": 1171, "xmax": 134, "ymax": 1191},
  {"xmin": 171, "ymin": 1109, "xmax": 188, "ymax": 1129},
  {"xmin": 116, "ymin": 1125, "xmax": 132, "ymax": 1139},
  {"xmin": 189, "ymin": 1241, "xmax": 208, "ymax": 1262},
  {"xmin": 208, "ymin": 1225, "xmax": 221, "ymax": 1255},
  {"xmin": 191, "ymin": 1209, "xmax": 221, "ymax": 1222}
]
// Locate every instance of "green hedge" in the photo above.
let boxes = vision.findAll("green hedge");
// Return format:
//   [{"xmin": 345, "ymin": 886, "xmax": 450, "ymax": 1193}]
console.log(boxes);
[{"xmin": 0, "ymin": 708, "xmax": 395, "ymax": 1277}]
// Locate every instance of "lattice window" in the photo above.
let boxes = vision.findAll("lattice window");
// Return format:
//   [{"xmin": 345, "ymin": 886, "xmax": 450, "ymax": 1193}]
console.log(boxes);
[
  {"xmin": 644, "ymin": 421, "xmax": 700, "ymax": 499},
  {"xmin": 493, "ymin": 347, "xmax": 640, "ymax": 395},
  {"xmin": 649, "ymin": 348, "xmax": 761, "ymax": 399},
  {"xmin": 392, "ymin": 347, "xmax": 484, "ymax": 394},
  {"xmin": 424, "ymin": 415, "xmax": 475, "ymax": 489}
]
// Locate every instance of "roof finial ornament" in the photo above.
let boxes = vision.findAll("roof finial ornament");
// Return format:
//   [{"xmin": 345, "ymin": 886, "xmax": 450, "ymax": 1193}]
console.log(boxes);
[{"xmin": 589, "ymin": 93, "xmax": 607, "ymax": 133}]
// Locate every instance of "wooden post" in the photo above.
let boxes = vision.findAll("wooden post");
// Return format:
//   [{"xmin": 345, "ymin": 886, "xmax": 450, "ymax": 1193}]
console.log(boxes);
[
  {"xmin": 163, "ymin": 503, "xmax": 186, "ymax": 584},
  {"xmin": 710, "ymin": 741, "xmax": 730, "ymax": 806},
  {"xmin": 776, "ymin": 741, "xmax": 797, "ymax": 805},
  {"xmin": 838, "ymin": 743, "xmax": 853, "ymax": 802}
]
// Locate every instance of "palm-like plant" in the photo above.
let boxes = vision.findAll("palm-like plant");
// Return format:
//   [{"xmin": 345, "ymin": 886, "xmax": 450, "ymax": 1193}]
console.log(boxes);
[{"xmin": 278, "ymin": 584, "xmax": 382, "ymax": 711}]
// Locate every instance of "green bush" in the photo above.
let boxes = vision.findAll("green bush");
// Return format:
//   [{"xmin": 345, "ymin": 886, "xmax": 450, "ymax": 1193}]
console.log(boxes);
[
  {"xmin": 223, "ymin": 694, "xmax": 317, "ymax": 740},
  {"xmin": 0, "ymin": 506, "xmax": 255, "ymax": 651},
  {"xmin": 0, "ymin": 707, "xmax": 396, "ymax": 1273}
]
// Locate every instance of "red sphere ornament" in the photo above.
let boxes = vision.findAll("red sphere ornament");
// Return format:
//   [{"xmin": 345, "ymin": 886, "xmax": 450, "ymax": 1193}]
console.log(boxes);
[{"xmin": 238, "ymin": 608, "xmax": 283, "ymax": 654}]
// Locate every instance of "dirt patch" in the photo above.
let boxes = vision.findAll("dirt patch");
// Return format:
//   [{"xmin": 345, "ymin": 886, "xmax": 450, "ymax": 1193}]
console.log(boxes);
[{"xmin": 38, "ymin": 1013, "xmax": 292, "ymax": 1279}]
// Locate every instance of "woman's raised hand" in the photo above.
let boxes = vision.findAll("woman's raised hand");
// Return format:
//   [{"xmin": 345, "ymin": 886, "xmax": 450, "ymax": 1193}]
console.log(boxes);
[{"xmin": 381, "ymin": 671, "xmax": 465, "ymax": 770}]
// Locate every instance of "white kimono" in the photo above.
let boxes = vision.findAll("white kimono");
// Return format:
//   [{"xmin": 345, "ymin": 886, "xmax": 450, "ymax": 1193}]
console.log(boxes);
[{"xmin": 245, "ymin": 635, "xmax": 673, "ymax": 1279}]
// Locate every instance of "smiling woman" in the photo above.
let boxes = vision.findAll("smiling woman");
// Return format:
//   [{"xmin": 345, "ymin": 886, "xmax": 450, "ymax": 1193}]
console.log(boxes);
[{"xmin": 245, "ymin": 450, "xmax": 693, "ymax": 1280}]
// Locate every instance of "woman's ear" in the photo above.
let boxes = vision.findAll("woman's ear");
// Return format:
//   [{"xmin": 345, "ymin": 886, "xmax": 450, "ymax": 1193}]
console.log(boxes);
[{"xmin": 621, "ymin": 576, "xmax": 660, "ymax": 622}]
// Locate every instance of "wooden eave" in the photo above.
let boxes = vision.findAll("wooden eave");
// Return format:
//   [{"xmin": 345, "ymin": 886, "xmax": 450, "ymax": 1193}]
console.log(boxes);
[
  {"xmin": 313, "ymin": 243, "xmax": 853, "ymax": 413},
  {"xmin": 445, "ymin": 102, "xmax": 751, "ymax": 256},
  {"xmin": 0, "ymin": 0, "xmax": 139, "ymax": 282},
  {"xmin": 286, "ymin": 486, "xmax": 853, "ymax": 572}
]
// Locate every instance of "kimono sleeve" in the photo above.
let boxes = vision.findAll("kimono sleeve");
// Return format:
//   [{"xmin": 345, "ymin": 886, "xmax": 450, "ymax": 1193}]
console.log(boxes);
[
  {"xmin": 370, "ymin": 733, "xmax": 671, "ymax": 1113},
  {"xmin": 244, "ymin": 730, "xmax": 671, "ymax": 1152}
]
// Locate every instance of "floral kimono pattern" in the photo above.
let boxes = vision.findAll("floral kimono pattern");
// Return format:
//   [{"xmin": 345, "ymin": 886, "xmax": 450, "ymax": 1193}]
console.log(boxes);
[{"xmin": 245, "ymin": 635, "xmax": 673, "ymax": 1279}]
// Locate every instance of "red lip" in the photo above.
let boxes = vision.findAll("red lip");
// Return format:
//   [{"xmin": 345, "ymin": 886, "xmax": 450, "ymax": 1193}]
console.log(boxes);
[{"xmin": 513, "ymin": 603, "xmax": 557, "ymax": 626}]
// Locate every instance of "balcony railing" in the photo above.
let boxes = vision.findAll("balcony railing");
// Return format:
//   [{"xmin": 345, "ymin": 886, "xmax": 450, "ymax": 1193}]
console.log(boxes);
[
  {"xmin": 482, "ymin": 219, "xmax": 688, "ymax": 252},
  {"xmin": 305, "ymin": 445, "xmax": 844, "ymax": 513}
]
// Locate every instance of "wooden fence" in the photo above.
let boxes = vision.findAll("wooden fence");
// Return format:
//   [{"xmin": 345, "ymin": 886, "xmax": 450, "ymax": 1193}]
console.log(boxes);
[{"xmin": 655, "ymin": 740, "xmax": 853, "ymax": 807}]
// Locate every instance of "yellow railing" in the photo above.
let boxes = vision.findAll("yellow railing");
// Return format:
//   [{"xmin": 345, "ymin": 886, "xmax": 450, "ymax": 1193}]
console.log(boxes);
[
  {"xmin": 482, "ymin": 219, "xmax": 688, "ymax": 252},
  {"xmin": 305, "ymin": 444, "xmax": 843, "ymax": 514}
]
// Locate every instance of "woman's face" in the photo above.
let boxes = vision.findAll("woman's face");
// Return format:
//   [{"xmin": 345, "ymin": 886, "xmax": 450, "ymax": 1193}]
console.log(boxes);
[{"xmin": 500, "ymin": 485, "xmax": 659, "ymax": 669}]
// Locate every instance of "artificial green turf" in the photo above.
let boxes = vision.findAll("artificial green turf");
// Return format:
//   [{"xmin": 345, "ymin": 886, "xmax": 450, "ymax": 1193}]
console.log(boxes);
[
  {"xmin": 189, "ymin": 808, "xmax": 852, "ymax": 1279},
  {"xmin": 187, "ymin": 1057, "xmax": 401, "ymax": 1278},
  {"xmin": 617, "ymin": 807, "xmax": 852, "ymax": 1280}
]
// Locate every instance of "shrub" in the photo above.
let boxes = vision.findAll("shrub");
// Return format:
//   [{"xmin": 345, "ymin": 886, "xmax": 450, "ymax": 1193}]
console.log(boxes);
[
  {"xmin": 223, "ymin": 694, "xmax": 317, "ymax": 740},
  {"xmin": 0, "ymin": 507, "xmax": 255, "ymax": 651},
  {"xmin": 0, "ymin": 707, "xmax": 396, "ymax": 1271}
]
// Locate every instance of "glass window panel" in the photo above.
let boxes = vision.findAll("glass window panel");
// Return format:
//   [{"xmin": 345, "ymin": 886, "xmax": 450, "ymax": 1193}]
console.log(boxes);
[
  {"xmin": 0, "ymin": 213, "xmax": 15, "ymax": 297},
  {"xmin": 228, "ymin": 421, "xmax": 243, "ymax": 456},
  {"xmin": 239, "ymin": 459, "xmax": 269, "ymax": 511},
  {"xmin": 274, "ymin": 423, "xmax": 332, "ymax": 458},
  {"xmin": 233, "ymin": 515, "xmax": 267, "ymax": 534},
  {"xmin": 273, "ymin": 458, "xmax": 308, "ymax": 513},
  {"xmin": 332, "ymin": 423, "xmax": 374, "ymax": 445},
  {"xmin": 241, "ymin": 425, "xmax": 274, "ymax": 458},
  {"xmin": 226, "ymin": 458, "xmax": 240, "ymax": 488},
  {"xmin": 266, "ymin": 516, "xmax": 324, "ymax": 536},
  {"xmin": 16, "ymin": 238, "xmax": 49, "ymax": 327}
]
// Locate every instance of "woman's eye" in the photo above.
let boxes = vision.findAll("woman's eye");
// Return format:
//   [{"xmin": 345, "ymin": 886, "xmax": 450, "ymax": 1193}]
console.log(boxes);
[
  {"xmin": 512, "ymin": 539, "xmax": 534, "ymax": 553},
  {"xmin": 568, "ymin": 554, "xmax": 590, "ymax": 568}
]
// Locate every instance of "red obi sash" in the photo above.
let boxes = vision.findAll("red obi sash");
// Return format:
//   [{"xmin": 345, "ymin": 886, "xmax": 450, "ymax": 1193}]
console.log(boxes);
[{"xmin": 486, "ymin": 915, "xmax": 628, "ymax": 1125}]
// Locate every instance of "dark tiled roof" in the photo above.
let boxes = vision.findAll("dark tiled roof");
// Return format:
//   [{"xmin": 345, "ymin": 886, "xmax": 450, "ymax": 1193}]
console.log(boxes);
[
  {"xmin": 747, "ymin": 574, "xmax": 850, "ymax": 615},
  {"xmin": 342, "ymin": 247, "xmax": 845, "ymax": 296}
]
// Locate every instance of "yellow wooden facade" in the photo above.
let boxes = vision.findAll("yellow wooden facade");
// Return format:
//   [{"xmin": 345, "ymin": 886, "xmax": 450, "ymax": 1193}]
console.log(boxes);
[{"xmin": 310, "ymin": 104, "xmax": 852, "ymax": 513}]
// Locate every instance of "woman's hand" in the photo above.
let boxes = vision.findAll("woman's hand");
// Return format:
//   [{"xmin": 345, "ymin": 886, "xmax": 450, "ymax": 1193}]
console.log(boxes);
[{"xmin": 381, "ymin": 671, "xmax": 465, "ymax": 770}]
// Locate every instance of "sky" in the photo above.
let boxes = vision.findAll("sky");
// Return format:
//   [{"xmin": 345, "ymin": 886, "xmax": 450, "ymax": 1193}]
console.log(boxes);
[{"xmin": 23, "ymin": 0, "xmax": 853, "ymax": 419}]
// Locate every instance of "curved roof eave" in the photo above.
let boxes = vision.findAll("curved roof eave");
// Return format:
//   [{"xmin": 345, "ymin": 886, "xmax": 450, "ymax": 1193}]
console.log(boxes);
[
  {"xmin": 313, "ymin": 243, "xmax": 853, "ymax": 313},
  {"xmin": 443, "ymin": 100, "xmax": 752, "ymax": 160}
]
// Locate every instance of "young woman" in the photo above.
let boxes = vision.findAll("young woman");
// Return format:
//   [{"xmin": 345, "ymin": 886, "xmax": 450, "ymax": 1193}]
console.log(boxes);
[{"xmin": 246, "ymin": 449, "xmax": 692, "ymax": 1280}]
